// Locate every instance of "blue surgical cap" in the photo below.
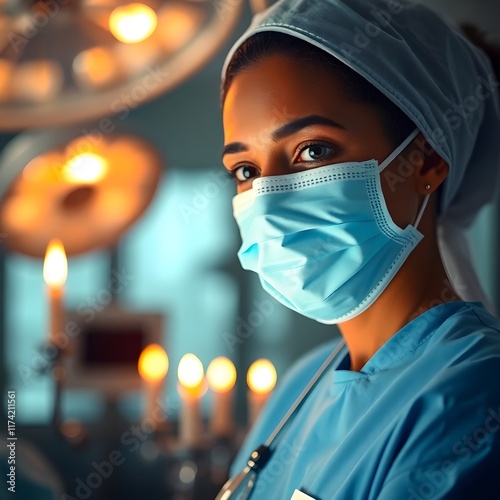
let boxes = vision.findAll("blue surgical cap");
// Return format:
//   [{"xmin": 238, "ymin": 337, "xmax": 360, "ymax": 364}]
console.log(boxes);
[{"xmin": 222, "ymin": 0, "xmax": 500, "ymax": 310}]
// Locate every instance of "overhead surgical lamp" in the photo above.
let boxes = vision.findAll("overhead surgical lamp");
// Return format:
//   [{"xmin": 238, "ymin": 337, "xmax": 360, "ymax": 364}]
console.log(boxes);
[
  {"xmin": 0, "ymin": 127, "xmax": 162, "ymax": 256},
  {"xmin": 0, "ymin": 0, "xmax": 246, "ymax": 129}
]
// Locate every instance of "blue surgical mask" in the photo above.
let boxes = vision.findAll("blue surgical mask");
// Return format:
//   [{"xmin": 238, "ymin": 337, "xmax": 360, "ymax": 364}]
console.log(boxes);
[{"xmin": 232, "ymin": 129, "xmax": 430, "ymax": 324}]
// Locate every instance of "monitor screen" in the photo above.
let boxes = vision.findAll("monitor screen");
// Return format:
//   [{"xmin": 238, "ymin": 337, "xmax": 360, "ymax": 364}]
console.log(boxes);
[
  {"xmin": 83, "ymin": 325, "xmax": 145, "ymax": 367},
  {"xmin": 64, "ymin": 308, "xmax": 164, "ymax": 395}
]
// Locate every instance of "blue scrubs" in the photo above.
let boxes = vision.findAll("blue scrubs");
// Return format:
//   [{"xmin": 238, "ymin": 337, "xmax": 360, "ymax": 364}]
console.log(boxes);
[{"xmin": 232, "ymin": 302, "xmax": 500, "ymax": 499}]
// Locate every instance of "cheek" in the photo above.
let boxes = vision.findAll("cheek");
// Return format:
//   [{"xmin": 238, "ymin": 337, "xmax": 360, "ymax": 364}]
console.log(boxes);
[{"xmin": 380, "ymin": 162, "xmax": 420, "ymax": 229}]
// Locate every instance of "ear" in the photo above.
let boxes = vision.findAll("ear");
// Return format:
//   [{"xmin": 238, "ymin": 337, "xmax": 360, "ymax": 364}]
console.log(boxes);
[{"xmin": 413, "ymin": 134, "xmax": 449, "ymax": 195}]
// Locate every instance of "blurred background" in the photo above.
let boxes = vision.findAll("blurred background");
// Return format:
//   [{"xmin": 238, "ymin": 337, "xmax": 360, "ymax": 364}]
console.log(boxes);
[{"xmin": 0, "ymin": 0, "xmax": 498, "ymax": 499}]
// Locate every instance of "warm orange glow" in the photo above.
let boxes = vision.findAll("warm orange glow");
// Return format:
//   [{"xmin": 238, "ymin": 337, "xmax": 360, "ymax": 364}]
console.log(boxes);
[
  {"xmin": 43, "ymin": 239, "xmax": 68, "ymax": 288},
  {"xmin": 109, "ymin": 3, "xmax": 157, "ymax": 44},
  {"xmin": 207, "ymin": 357, "xmax": 236, "ymax": 393},
  {"xmin": 138, "ymin": 344, "xmax": 169, "ymax": 382},
  {"xmin": 0, "ymin": 59, "xmax": 13, "ymax": 102},
  {"xmin": 22, "ymin": 156, "xmax": 50, "ymax": 182},
  {"xmin": 63, "ymin": 153, "xmax": 108, "ymax": 183},
  {"xmin": 2, "ymin": 196, "xmax": 40, "ymax": 232},
  {"xmin": 157, "ymin": 4, "xmax": 203, "ymax": 52},
  {"xmin": 13, "ymin": 60, "xmax": 63, "ymax": 102},
  {"xmin": 73, "ymin": 47, "xmax": 118, "ymax": 88},
  {"xmin": 178, "ymin": 353, "xmax": 204, "ymax": 389},
  {"xmin": 247, "ymin": 359, "xmax": 277, "ymax": 395}
]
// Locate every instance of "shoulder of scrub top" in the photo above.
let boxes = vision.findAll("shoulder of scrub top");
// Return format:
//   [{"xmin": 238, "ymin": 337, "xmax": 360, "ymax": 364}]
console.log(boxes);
[
  {"xmin": 229, "ymin": 302, "xmax": 500, "ymax": 477},
  {"xmin": 230, "ymin": 337, "xmax": 343, "ymax": 475},
  {"xmin": 421, "ymin": 301, "xmax": 500, "ymax": 363},
  {"xmin": 379, "ymin": 302, "xmax": 500, "ymax": 498},
  {"xmin": 465, "ymin": 301, "xmax": 500, "ymax": 334}
]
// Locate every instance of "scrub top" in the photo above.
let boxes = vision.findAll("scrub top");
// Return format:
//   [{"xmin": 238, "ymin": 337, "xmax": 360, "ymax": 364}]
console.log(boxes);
[{"xmin": 232, "ymin": 301, "xmax": 500, "ymax": 499}]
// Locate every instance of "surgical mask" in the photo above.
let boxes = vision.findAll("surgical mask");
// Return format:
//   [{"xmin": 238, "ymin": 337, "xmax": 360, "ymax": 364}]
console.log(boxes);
[{"xmin": 232, "ymin": 129, "xmax": 429, "ymax": 324}]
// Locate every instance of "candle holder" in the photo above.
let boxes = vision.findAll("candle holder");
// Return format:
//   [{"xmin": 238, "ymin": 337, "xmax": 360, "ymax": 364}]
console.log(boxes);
[
  {"xmin": 159, "ymin": 421, "xmax": 240, "ymax": 499},
  {"xmin": 33, "ymin": 339, "xmax": 68, "ymax": 431},
  {"xmin": 33, "ymin": 341, "xmax": 65, "ymax": 376}
]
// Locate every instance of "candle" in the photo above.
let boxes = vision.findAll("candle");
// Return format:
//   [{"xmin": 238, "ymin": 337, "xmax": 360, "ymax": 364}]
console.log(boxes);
[
  {"xmin": 207, "ymin": 356, "xmax": 236, "ymax": 439},
  {"xmin": 246, "ymin": 359, "xmax": 277, "ymax": 426},
  {"xmin": 177, "ymin": 353, "xmax": 206, "ymax": 448},
  {"xmin": 43, "ymin": 239, "xmax": 68, "ymax": 346},
  {"xmin": 138, "ymin": 344, "xmax": 169, "ymax": 425}
]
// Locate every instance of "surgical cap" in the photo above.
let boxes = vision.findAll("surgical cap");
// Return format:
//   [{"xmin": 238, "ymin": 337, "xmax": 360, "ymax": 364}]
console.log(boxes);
[{"xmin": 222, "ymin": 0, "xmax": 500, "ymax": 310}]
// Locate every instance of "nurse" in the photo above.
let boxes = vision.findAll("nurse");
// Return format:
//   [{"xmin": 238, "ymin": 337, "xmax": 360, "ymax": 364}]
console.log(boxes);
[{"xmin": 219, "ymin": 0, "xmax": 500, "ymax": 499}]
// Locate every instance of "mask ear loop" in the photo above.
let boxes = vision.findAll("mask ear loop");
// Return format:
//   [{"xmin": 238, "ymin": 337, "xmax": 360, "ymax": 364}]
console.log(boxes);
[
  {"xmin": 414, "ymin": 193, "xmax": 430, "ymax": 229},
  {"xmin": 376, "ymin": 128, "xmax": 429, "ymax": 229},
  {"xmin": 378, "ymin": 128, "xmax": 420, "ymax": 173}
]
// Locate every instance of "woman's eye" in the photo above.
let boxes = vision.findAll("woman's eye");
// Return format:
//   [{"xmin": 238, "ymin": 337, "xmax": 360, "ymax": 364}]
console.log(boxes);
[
  {"xmin": 297, "ymin": 144, "xmax": 334, "ymax": 162},
  {"xmin": 233, "ymin": 165, "xmax": 258, "ymax": 182}
]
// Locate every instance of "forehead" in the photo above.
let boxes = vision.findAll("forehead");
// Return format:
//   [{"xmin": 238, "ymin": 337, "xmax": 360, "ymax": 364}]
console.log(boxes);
[{"xmin": 222, "ymin": 53, "xmax": 383, "ymax": 144}]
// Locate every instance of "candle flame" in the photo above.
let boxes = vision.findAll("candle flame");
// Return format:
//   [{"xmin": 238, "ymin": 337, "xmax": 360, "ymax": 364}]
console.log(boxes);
[
  {"xmin": 207, "ymin": 356, "xmax": 236, "ymax": 393},
  {"xmin": 247, "ymin": 359, "xmax": 277, "ymax": 395},
  {"xmin": 109, "ymin": 3, "xmax": 158, "ymax": 44},
  {"xmin": 43, "ymin": 239, "xmax": 68, "ymax": 287},
  {"xmin": 138, "ymin": 344, "xmax": 169, "ymax": 382},
  {"xmin": 178, "ymin": 353, "xmax": 204, "ymax": 389}
]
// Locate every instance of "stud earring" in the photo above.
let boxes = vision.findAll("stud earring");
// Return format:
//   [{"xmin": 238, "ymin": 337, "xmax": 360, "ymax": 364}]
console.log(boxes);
[{"xmin": 425, "ymin": 184, "xmax": 431, "ymax": 190}]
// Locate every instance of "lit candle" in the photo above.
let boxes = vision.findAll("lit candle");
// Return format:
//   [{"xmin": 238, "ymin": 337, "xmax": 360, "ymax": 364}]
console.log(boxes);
[
  {"xmin": 207, "ymin": 357, "xmax": 236, "ymax": 439},
  {"xmin": 247, "ymin": 359, "xmax": 277, "ymax": 426},
  {"xmin": 43, "ymin": 239, "xmax": 68, "ymax": 346},
  {"xmin": 138, "ymin": 344, "xmax": 169, "ymax": 425},
  {"xmin": 177, "ymin": 353, "xmax": 206, "ymax": 448}
]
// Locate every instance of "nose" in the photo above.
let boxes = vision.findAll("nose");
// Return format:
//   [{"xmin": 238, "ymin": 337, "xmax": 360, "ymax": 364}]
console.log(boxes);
[{"xmin": 259, "ymin": 151, "xmax": 290, "ymax": 178}]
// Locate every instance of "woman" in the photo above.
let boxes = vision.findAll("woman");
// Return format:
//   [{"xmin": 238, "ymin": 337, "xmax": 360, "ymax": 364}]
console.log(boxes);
[{"xmin": 218, "ymin": 0, "xmax": 500, "ymax": 498}]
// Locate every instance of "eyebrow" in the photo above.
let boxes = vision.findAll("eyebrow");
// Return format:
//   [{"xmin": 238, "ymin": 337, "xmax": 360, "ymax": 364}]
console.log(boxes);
[{"xmin": 222, "ymin": 114, "xmax": 346, "ymax": 159}]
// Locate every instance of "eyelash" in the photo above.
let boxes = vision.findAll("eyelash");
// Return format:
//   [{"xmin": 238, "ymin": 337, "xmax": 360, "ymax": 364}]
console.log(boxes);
[
  {"xmin": 224, "ymin": 169, "xmax": 238, "ymax": 181},
  {"xmin": 294, "ymin": 141, "xmax": 336, "ymax": 163},
  {"xmin": 225, "ymin": 165, "xmax": 257, "ymax": 184},
  {"xmin": 226, "ymin": 141, "xmax": 338, "ymax": 184}
]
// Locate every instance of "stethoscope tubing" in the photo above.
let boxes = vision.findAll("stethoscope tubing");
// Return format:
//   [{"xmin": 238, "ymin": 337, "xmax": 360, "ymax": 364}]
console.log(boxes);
[{"xmin": 216, "ymin": 338, "xmax": 347, "ymax": 500}]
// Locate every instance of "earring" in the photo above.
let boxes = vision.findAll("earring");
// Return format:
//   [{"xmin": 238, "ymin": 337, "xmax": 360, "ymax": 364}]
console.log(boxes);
[{"xmin": 425, "ymin": 184, "xmax": 431, "ymax": 190}]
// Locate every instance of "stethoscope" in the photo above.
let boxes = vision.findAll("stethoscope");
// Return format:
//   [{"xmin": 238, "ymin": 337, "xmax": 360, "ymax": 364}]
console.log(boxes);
[{"xmin": 215, "ymin": 338, "xmax": 347, "ymax": 500}]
